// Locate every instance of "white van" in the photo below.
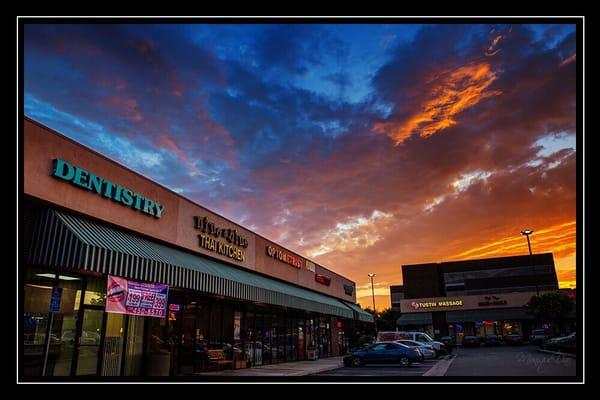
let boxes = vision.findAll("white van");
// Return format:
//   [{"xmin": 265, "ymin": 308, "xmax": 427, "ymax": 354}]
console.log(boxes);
[{"xmin": 376, "ymin": 331, "xmax": 447, "ymax": 355}]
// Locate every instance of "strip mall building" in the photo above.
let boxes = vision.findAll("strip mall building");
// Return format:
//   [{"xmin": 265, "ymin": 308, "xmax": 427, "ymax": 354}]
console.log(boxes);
[
  {"xmin": 391, "ymin": 254, "xmax": 576, "ymax": 343},
  {"xmin": 20, "ymin": 117, "xmax": 373, "ymax": 378}
]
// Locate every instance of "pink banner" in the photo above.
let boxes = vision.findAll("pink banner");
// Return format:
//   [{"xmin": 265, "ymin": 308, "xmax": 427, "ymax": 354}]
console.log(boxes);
[{"xmin": 106, "ymin": 275, "xmax": 169, "ymax": 318}]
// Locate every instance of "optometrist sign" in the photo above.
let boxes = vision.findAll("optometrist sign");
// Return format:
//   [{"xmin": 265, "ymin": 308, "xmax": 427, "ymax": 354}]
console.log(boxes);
[
  {"xmin": 51, "ymin": 159, "xmax": 165, "ymax": 218},
  {"xmin": 266, "ymin": 245, "xmax": 304, "ymax": 269},
  {"xmin": 106, "ymin": 275, "xmax": 169, "ymax": 318}
]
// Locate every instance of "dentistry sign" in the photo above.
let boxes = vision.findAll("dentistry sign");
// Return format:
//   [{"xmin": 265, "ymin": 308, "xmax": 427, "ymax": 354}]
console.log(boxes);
[
  {"xmin": 51, "ymin": 159, "xmax": 165, "ymax": 218},
  {"xmin": 106, "ymin": 275, "xmax": 169, "ymax": 318}
]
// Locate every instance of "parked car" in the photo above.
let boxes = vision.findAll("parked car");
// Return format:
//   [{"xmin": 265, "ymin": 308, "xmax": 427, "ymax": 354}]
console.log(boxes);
[
  {"xmin": 396, "ymin": 339, "xmax": 436, "ymax": 359},
  {"xmin": 344, "ymin": 342, "xmax": 422, "ymax": 367},
  {"xmin": 439, "ymin": 336, "xmax": 455, "ymax": 353},
  {"xmin": 484, "ymin": 334, "xmax": 502, "ymax": 346},
  {"xmin": 462, "ymin": 335, "xmax": 480, "ymax": 347},
  {"xmin": 505, "ymin": 332, "xmax": 523, "ymax": 345},
  {"xmin": 530, "ymin": 329, "xmax": 549, "ymax": 345},
  {"xmin": 544, "ymin": 332, "xmax": 576, "ymax": 354},
  {"xmin": 376, "ymin": 331, "xmax": 448, "ymax": 354}
]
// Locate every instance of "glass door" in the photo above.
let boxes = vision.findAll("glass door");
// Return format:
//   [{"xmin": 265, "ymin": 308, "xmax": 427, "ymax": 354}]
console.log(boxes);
[
  {"xmin": 101, "ymin": 313, "xmax": 125, "ymax": 376},
  {"xmin": 75, "ymin": 307, "xmax": 103, "ymax": 375}
]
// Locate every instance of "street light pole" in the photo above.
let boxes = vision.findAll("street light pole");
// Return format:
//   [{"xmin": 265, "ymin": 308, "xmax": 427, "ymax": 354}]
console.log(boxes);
[
  {"xmin": 521, "ymin": 229, "xmax": 539, "ymax": 297},
  {"xmin": 368, "ymin": 273, "xmax": 376, "ymax": 312},
  {"xmin": 368, "ymin": 273, "xmax": 377, "ymax": 333}
]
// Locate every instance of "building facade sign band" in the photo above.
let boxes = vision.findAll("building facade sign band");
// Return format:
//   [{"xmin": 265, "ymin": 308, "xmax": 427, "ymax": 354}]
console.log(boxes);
[
  {"xmin": 400, "ymin": 292, "xmax": 542, "ymax": 314},
  {"xmin": 266, "ymin": 245, "xmax": 304, "ymax": 269},
  {"xmin": 52, "ymin": 158, "xmax": 165, "ymax": 218},
  {"xmin": 194, "ymin": 216, "xmax": 248, "ymax": 262}
]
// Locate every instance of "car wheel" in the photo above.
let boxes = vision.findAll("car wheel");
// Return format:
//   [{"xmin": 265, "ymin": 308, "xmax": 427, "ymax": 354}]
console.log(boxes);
[
  {"xmin": 399, "ymin": 356, "xmax": 410, "ymax": 367},
  {"xmin": 351, "ymin": 357, "xmax": 363, "ymax": 367}
]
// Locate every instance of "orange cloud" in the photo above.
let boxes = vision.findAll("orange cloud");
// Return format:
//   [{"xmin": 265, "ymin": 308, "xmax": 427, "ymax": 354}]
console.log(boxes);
[
  {"xmin": 449, "ymin": 220, "xmax": 576, "ymax": 261},
  {"xmin": 373, "ymin": 62, "xmax": 502, "ymax": 145},
  {"xmin": 560, "ymin": 54, "xmax": 576, "ymax": 67},
  {"xmin": 556, "ymin": 257, "xmax": 576, "ymax": 289},
  {"xmin": 446, "ymin": 220, "xmax": 577, "ymax": 291}
]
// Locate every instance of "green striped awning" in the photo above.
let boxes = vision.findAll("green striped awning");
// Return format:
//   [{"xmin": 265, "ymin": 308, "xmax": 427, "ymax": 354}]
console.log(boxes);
[
  {"xmin": 28, "ymin": 208, "xmax": 354, "ymax": 319},
  {"xmin": 342, "ymin": 301, "xmax": 375, "ymax": 323}
]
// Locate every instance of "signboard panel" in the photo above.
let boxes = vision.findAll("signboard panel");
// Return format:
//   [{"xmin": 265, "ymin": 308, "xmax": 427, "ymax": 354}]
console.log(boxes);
[
  {"xmin": 399, "ymin": 291, "xmax": 541, "ymax": 314},
  {"xmin": 49, "ymin": 287, "xmax": 63, "ymax": 313},
  {"xmin": 106, "ymin": 275, "xmax": 169, "ymax": 318}
]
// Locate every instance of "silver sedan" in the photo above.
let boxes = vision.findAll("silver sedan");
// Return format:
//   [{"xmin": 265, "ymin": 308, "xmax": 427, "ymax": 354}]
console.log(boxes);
[{"xmin": 395, "ymin": 339, "xmax": 437, "ymax": 359}]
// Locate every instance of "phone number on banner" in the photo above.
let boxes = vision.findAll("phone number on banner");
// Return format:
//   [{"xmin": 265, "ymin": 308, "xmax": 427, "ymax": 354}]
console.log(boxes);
[{"xmin": 125, "ymin": 307, "xmax": 166, "ymax": 317}]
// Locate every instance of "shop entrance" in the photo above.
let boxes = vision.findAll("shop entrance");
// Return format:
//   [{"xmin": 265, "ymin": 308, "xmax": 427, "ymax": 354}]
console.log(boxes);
[{"xmin": 73, "ymin": 306, "xmax": 103, "ymax": 376}]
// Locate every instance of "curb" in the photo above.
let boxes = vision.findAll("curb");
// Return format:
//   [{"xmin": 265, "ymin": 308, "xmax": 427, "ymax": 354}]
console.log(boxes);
[
  {"xmin": 422, "ymin": 354, "xmax": 456, "ymax": 377},
  {"xmin": 293, "ymin": 362, "xmax": 344, "ymax": 376},
  {"xmin": 536, "ymin": 348, "xmax": 577, "ymax": 359}
]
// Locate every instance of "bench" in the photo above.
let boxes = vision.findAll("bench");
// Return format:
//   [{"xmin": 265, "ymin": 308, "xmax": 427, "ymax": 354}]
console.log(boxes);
[{"xmin": 207, "ymin": 349, "xmax": 233, "ymax": 371}]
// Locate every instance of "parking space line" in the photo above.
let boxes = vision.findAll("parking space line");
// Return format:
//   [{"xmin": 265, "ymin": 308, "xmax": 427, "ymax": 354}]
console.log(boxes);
[{"xmin": 422, "ymin": 355, "xmax": 456, "ymax": 376}]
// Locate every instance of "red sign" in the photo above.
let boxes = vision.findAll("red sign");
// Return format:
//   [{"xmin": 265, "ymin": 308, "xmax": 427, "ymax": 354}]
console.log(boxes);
[
  {"xmin": 315, "ymin": 274, "xmax": 331, "ymax": 286},
  {"xmin": 336, "ymin": 321, "xmax": 343, "ymax": 328},
  {"xmin": 168, "ymin": 304, "xmax": 180, "ymax": 312}
]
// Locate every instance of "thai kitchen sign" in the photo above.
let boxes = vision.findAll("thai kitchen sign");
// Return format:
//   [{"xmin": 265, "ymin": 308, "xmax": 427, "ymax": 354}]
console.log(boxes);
[
  {"xmin": 194, "ymin": 216, "xmax": 249, "ymax": 262},
  {"xmin": 52, "ymin": 159, "xmax": 165, "ymax": 218},
  {"xmin": 106, "ymin": 275, "xmax": 169, "ymax": 318},
  {"xmin": 266, "ymin": 245, "xmax": 304, "ymax": 269}
]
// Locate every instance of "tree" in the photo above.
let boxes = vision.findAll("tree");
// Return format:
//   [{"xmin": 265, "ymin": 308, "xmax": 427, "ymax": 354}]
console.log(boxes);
[
  {"xmin": 376, "ymin": 307, "xmax": 401, "ymax": 331},
  {"xmin": 526, "ymin": 292, "xmax": 573, "ymax": 331}
]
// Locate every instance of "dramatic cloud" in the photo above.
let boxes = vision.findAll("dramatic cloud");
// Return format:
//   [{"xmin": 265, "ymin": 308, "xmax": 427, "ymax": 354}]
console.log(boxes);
[{"xmin": 24, "ymin": 23, "xmax": 577, "ymax": 310}]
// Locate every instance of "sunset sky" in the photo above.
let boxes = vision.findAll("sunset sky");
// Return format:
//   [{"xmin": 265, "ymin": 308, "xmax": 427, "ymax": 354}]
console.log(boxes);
[{"xmin": 23, "ymin": 23, "xmax": 577, "ymax": 310}]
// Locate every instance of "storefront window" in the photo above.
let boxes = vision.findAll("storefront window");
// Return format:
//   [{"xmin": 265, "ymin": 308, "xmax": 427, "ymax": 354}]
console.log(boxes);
[
  {"xmin": 297, "ymin": 320, "xmax": 305, "ymax": 361},
  {"xmin": 233, "ymin": 310, "xmax": 246, "ymax": 369},
  {"xmin": 194, "ymin": 300, "xmax": 211, "ymax": 372},
  {"xmin": 123, "ymin": 315, "xmax": 145, "ymax": 376},
  {"xmin": 75, "ymin": 308, "xmax": 103, "ymax": 375},
  {"xmin": 101, "ymin": 313, "xmax": 125, "ymax": 376},
  {"xmin": 83, "ymin": 276, "xmax": 106, "ymax": 306},
  {"xmin": 22, "ymin": 269, "xmax": 86, "ymax": 377},
  {"xmin": 47, "ymin": 273, "xmax": 83, "ymax": 376},
  {"xmin": 244, "ymin": 311, "xmax": 256, "ymax": 366},
  {"xmin": 221, "ymin": 303, "xmax": 234, "ymax": 363},
  {"xmin": 23, "ymin": 271, "xmax": 53, "ymax": 376},
  {"xmin": 262, "ymin": 313, "xmax": 271, "ymax": 365},
  {"xmin": 286, "ymin": 316, "xmax": 296, "ymax": 361}
]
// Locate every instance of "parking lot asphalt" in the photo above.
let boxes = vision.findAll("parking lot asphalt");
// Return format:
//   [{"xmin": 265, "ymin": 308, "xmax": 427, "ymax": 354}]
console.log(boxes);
[
  {"xmin": 445, "ymin": 344, "xmax": 576, "ymax": 376},
  {"xmin": 314, "ymin": 344, "xmax": 578, "ymax": 378},
  {"xmin": 314, "ymin": 356, "xmax": 448, "ymax": 377}
]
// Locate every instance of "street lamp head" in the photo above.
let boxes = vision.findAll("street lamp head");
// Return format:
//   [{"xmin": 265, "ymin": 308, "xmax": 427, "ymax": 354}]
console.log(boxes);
[
  {"xmin": 368, "ymin": 273, "xmax": 376, "ymax": 278},
  {"xmin": 521, "ymin": 229, "xmax": 534, "ymax": 236}
]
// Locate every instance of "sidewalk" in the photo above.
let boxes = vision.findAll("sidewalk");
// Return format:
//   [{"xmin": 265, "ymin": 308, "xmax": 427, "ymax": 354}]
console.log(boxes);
[{"xmin": 195, "ymin": 356, "xmax": 344, "ymax": 377}]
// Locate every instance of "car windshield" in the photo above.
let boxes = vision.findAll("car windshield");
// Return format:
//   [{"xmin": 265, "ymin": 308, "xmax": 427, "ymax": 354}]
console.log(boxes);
[{"xmin": 416, "ymin": 334, "xmax": 433, "ymax": 342}]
